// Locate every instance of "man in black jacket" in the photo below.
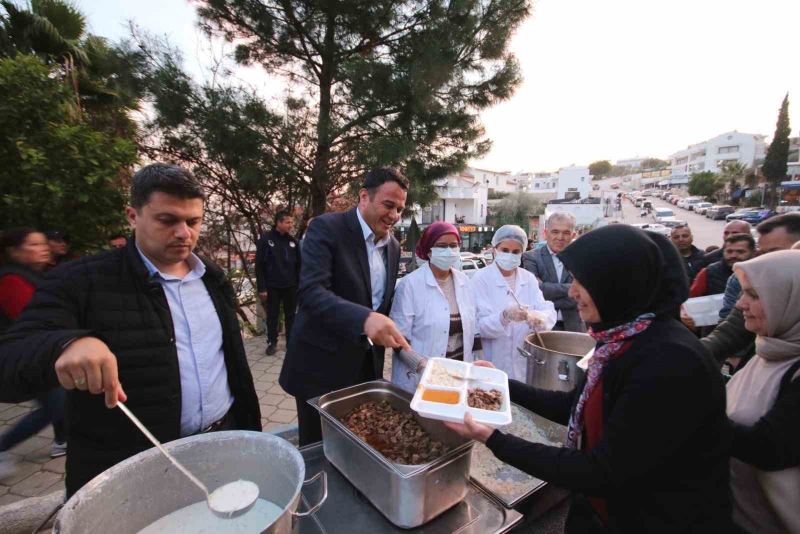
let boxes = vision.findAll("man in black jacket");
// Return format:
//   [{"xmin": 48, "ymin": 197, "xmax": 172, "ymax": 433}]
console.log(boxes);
[
  {"xmin": 0, "ymin": 163, "xmax": 260, "ymax": 496},
  {"xmin": 703, "ymin": 219, "xmax": 751, "ymax": 264},
  {"xmin": 689, "ymin": 233, "xmax": 755, "ymax": 297},
  {"xmin": 256, "ymin": 210, "xmax": 301, "ymax": 356},
  {"xmin": 280, "ymin": 167, "xmax": 410, "ymax": 445},
  {"xmin": 670, "ymin": 224, "xmax": 707, "ymax": 283}
]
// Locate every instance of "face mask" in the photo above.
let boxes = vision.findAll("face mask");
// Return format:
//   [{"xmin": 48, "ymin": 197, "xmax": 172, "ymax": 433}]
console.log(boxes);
[
  {"xmin": 495, "ymin": 251, "xmax": 521, "ymax": 271},
  {"xmin": 429, "ymin": 247, "xmax": 461, "ymax": 271}
]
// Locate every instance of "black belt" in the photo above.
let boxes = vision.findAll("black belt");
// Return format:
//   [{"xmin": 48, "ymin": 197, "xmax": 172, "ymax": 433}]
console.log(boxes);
[{"xmin": 200, "ymin": 409, "xmax": 233, "ymax": 433}]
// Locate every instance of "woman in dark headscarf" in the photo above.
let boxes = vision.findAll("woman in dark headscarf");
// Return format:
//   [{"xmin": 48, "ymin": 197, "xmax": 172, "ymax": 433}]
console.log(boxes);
[{"xmin": 446, "ymin": 225, "xmax": 731, "ymax": 533}]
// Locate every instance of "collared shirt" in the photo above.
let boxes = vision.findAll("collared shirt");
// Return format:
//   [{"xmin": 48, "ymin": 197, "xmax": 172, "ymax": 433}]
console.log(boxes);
[
  {"xmin": 548, "ymin": 246, "xmax": 565, "ymax": 322},
  {"xmin": 356, "ymin": 208, "xmax": 389, "ymax": 310},
  {"xmin": 137, "ymin": 246, "xmax": 233, "ymax": 436}
]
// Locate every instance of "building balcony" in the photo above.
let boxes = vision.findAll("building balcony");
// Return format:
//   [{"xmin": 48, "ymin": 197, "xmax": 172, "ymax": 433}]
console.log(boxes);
[{"xmin": 436, "ymin": 187, "xmax": 479, "ymax": 199}]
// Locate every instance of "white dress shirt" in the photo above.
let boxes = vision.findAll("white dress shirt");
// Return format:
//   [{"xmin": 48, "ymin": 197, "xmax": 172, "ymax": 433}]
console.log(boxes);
[
  {"xmin": 548, "ymin": 246, "xmax": 565, "ymax": 322},
  {"xmin": 356, "ymin": 208, "xmax": 389, "ymax": 310}
]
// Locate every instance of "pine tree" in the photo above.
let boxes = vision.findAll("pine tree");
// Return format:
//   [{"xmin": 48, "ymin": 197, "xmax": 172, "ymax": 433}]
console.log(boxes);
[
  {"xmin": 762, "ymin": 94, "xmax": 791, "ymax": 208},
  {"xmin": 196, "ymin": 0, "xmax": 530, "ymax": 215}
]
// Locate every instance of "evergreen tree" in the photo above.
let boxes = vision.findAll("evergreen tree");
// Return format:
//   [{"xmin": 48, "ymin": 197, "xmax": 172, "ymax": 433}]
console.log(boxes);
[
  {"xmin": 196, "ymin": 0, "xmax": 530, "ymax": 215},
  {"xmin": 0, "ymin": 55, "xmax": 137, "ymax": 251},
  {"xmin": 762, "ymin": 93, "xmax": 791, "ymax": 207}
]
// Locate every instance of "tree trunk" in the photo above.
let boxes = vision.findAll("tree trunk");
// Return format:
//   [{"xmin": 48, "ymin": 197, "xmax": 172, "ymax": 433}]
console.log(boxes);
[{"xmin": 309, "ymin": 12, "xmax": 337, "ymax": 216}]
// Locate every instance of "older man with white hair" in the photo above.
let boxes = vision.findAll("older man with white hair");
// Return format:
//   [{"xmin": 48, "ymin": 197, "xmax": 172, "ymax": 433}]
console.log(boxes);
[{"xmin": 522, "ymin": 211, "xmax": 585, "ymax": 332}]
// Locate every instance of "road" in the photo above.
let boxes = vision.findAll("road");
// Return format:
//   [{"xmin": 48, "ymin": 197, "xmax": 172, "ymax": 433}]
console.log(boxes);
[{"xmin": 617, "ymin": 196, "xmax": 726, "ymax": 250}]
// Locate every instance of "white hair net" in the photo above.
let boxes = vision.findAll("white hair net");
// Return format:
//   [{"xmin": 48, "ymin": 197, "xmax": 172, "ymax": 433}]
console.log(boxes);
[{"xmin": 491, "ymin": 224, "xmax": 528, "ymax": 248}]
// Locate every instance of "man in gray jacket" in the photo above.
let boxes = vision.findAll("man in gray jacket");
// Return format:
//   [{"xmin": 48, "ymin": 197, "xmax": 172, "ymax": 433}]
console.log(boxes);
[{"xmin": 522, "ymin": 212, "xmax": 585, "ymax": 332}]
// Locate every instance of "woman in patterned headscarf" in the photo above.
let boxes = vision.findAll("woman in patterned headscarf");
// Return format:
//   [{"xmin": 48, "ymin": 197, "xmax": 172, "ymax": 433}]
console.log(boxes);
[{"xmin": 446, "ymin": 225, "xmax": 732, "ymax": 533}]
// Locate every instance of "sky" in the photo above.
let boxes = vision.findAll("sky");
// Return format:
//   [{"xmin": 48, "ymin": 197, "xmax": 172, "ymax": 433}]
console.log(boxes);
[{"xmin": 79, "ymin": 0, "xmax": 800, "ymax": 173}]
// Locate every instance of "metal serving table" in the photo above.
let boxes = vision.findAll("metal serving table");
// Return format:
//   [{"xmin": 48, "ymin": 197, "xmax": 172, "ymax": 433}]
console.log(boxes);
[{"xmin": 293, "ymin": 443, "xmax": 523, "ymax": 534}]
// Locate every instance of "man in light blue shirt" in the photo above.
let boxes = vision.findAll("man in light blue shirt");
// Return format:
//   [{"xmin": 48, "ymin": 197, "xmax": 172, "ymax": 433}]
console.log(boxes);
[
  {"xmin": 138, "ymin": 247, "xmax": 234, "ymax": 436},
  {"xmin": 355, "ymin": 207, "xmax": 389, "ymax": 310},
  {"xmin": 0, "ymin": 163, "xmax": 261, "ymax": 495}
]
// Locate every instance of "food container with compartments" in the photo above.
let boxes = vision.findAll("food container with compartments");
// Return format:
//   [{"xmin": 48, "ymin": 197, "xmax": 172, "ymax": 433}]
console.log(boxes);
[{"xmin": 411, "ymin": 358, "xmax": 512, "ymax": 427}]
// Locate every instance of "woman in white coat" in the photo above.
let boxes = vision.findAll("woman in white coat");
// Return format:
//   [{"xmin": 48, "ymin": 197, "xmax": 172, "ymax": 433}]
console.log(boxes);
[
  {"xmin": 471, "ymin": 225, "xmax": 557, "ymax": 382},
  {"xmin": 390, "ymin": 222, "xmax": 476, "ymax": 393}
]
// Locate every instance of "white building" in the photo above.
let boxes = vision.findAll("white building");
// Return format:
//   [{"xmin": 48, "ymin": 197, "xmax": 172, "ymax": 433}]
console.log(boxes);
[
  {"xmin": 555, "ymin": 165, "xmax": 592, "ymax": 199},
  {"xmin": 616, "ymin": 157, "xmax": 652, "ymax": 169},
  {"xmin": 669, "ymin": 131, "xmax": 767, "ymax": 178},
  {"xmin": 519, "ymin": 166, "xmax": 591, "ymax": 200},
  {"xmin": 469, "ymin": 167, "xmax": 518, "ymax": 194},
  {"xmin": 420, "ymin": 168, "xmax": 489, "ymax": 225}
]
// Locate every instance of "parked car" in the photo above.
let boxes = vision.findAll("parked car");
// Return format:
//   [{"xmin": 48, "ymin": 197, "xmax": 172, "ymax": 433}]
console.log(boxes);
[
  {"xmin": 685, "ymin": 198, "xmax": 705, "ymax": 211},
  {"xmin": 652, "ymin": 207, "xmax": 676, "ymax": 223},
  {"xmin": 740, "ymin": 209, "xmax": 777, "ymax": 224},
  {"xmin": 708, "ymin": 205, "xmax": 736, "ymax": 220},
  {"xmin": 694, "ymin": 202, "xmax": 713, "ymax": 215},
  {"xmin": 726, "ymin": 207, "xmax": 761, "ymax": 221},
  {"xmin": 461, "ymin": 256, "xmax": 487, "ymax": 278},
  {"xmin": 630, "ymin": 223, "xmax": 671, "ymax": 237},
  {"xmin": 661, "ymin": 219, "xmax": 688, "ymax": 229},
  {"xmin": 670, "ymin": 196, "xmax": 681, "ymax": 205}
]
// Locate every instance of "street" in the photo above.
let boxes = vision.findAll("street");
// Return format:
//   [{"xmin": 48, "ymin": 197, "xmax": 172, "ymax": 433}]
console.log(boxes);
[{"xmin": 617, "ymin": 196, "xmax": 727, "ymax": 250}]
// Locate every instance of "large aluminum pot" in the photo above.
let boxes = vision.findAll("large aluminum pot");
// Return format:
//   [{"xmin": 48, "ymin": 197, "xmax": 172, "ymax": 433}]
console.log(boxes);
[
  {"xmin": 53, "ymin": 431, "xmax": 326, "ymax": 534},
  {"xmin": 518, "ymin": 331, "xmax": 595, "ymax": 394}
]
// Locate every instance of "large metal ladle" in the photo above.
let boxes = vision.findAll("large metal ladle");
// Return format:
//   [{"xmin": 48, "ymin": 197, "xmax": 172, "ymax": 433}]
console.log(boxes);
[{"xmin": 117, "ymin": 402, "xmax": 259, "ymax": 518}]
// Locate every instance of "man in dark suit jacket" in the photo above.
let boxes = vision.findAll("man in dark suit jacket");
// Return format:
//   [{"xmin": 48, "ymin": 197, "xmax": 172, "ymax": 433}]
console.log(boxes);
[
  {"xmin": 522, "ymin": 212, "xmax": 585, "ymax": 332},
  {"xmin": 280, "ymin": 168, "xmax": 411, "ymax": 445}
]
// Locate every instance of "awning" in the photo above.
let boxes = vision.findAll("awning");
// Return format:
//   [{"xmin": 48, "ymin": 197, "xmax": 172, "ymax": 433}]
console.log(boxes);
[{"xmin": 781, "ymin": 181, "xmax": 800, "ymax": 190}]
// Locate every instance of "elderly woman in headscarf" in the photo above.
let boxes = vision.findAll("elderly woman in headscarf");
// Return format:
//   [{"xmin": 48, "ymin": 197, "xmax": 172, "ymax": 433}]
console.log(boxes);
[
  {"xmin": 447, "ymin": 225, "xmax": 732, "ymax": 533},
  {"xmin": 726, "ymin": 250, "xmax": 800, "ymax": 534},
  {"xmin": 389, "ymin": 222, "xmax": 476, "ymax": 392},
  {"xmin": 470, "ymin": 224, "xmax": 556, "ymax": 381}
]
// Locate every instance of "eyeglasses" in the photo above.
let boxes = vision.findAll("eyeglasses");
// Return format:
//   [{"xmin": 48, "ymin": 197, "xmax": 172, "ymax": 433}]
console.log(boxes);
[{"xmin": 432, "ymin": 243, "xmax": 460, "ymax": 249}]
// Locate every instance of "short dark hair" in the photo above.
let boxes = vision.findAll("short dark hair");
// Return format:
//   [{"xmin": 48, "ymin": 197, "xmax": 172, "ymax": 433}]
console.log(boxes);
[
  {"xmin": 130, "ymin": 163, "xmax": 205, "ymax": 209},
  {"xmin": 362, "ymin": 167, "xmax": 409, "ymax": 197},
  {"xmin": 756, "ymin": 212, "xmax": 800, "ymax": 239},
  {"xmin": 274, "ymin": 210, "xmax": 292, "ymax": 226},
  {"xmin": 724, "ymin": 233, "xmax": 755, "ymax": 250}
]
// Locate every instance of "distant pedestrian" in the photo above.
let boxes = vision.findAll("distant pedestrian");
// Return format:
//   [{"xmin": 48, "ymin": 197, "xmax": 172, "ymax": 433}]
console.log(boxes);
[
  {"xmin": 670, "ymin": 225, "xmax": 707, "ymax": 283},
  {"xmin": 0, "ymin": 227, "xmax": 66, "ymax": 480},
  {"xmin": 108, "ymin": 234, "xmax": 127, "ymax": 249},
  {"xmin": 44, "ymin": 230, "xmax": 72, "ymax": 269},
  {"xmin": 256, "ymin": 210, "xmax": 301, "ymax": 356}
]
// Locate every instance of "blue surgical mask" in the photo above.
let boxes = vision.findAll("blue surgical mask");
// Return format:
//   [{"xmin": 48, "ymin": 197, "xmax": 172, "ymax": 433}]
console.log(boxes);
[
  {"xmin": 429, "ymin": 247, "xmax": 461, "ymax": 271},
  {"xmin": 495, "ymin": 251, "xmax": 521, "ymax": 271}
]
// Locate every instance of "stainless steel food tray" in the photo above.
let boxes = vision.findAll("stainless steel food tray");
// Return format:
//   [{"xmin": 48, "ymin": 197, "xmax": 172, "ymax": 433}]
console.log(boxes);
[
  {"xmin": 470, "ymin": 403, "xmax": 567, "ymax": 508},
  {"xmin": 293, "ymin": 442, "xmax": 523, "ymax": 534},
  {"xmin": 309, "ymin": 380, "xmax": 474, "ymax": 529}
]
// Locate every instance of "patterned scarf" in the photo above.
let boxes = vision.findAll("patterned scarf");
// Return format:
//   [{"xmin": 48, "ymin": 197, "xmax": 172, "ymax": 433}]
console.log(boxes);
[{"xmin": 565, "ymin": 314, "xmax": 654, "ymax": 449}]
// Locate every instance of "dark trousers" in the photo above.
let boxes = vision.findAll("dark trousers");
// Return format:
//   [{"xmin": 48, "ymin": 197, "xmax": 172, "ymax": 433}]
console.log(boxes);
[
  {"xmin": 266, "ymin": 286, "xmax": 297, "ymax": 345},
  {"xmin": 295, "ymin": 348, "xmax": 380, "ymax": 446},
  {"xmin": 0, "ymin": 388, "xmax": 66, "ymax": 451}
]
